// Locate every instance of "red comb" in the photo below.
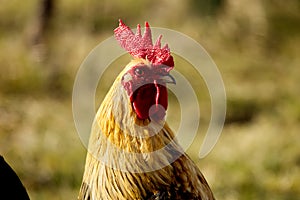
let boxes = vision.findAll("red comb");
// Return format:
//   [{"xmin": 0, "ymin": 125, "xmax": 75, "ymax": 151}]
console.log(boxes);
[{"xmin": 114, "ymin": 19, "xmax": 174, "ymax": 69}]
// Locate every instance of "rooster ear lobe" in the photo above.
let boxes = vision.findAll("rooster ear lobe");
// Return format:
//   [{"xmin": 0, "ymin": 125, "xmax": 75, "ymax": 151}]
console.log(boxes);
[{"xmin": 122, "ymin": 73, "xmax": 133, "ymax": 83}]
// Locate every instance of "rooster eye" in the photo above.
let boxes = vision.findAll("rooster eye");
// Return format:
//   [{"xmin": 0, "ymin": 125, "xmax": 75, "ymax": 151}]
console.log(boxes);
[{"xmin": 134, "ymin": 68, "xmax": 144, "ymax": 76}]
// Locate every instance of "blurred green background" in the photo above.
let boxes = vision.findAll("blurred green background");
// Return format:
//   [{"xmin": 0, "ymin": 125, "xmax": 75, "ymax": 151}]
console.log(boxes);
[{"xmin": 0, "ymin": 0, "xmax": 300, "ymax": 199}]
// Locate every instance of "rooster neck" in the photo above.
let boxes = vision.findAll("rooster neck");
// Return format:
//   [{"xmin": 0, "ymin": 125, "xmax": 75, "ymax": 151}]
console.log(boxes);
[
  {"xmin": 80, "ymin": 69, "xmax": 214, "ymax": 200},
  {"xmin": 84, "ymin": 73, "xmax": 180, "ymax": 196},
  {"xmin": 95, "ymin": 73, "xmax": 176, "ymax": 152}
]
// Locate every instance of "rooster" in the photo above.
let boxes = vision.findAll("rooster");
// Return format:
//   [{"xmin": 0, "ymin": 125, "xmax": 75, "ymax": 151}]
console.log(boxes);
[{"xmin": 78, "ymin": 20, "xmax": 215, "ymax": 200}]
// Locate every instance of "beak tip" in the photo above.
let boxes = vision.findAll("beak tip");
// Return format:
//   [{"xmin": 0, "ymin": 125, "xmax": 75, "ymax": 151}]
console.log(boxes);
[{"xmin": 161, "ymin": 74, "xmax": 176, "ymax": 85}]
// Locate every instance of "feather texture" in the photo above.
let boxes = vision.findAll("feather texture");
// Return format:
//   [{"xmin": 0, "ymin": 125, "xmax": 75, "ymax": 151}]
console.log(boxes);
[{"xmin": 78, "ymin": 59, "xmax": 215, "ymax": 200}]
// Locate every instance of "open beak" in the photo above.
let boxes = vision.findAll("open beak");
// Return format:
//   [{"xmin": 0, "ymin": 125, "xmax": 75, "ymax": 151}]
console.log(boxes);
[{"xmin": 159, "ymin": 74, "xmax": 176, "ymax": 85}]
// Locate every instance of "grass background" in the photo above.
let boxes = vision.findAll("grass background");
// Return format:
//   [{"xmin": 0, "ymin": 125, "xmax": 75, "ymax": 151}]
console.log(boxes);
[{"xmin": 0, "ymin": 0, "xmax": 300, "ymax": 199}]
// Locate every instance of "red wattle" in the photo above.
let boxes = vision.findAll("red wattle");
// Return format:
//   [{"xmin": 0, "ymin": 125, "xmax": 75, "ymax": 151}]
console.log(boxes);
[{"xmin": 132, "ymin": 84, "xmax": 168, "ymax": 121}]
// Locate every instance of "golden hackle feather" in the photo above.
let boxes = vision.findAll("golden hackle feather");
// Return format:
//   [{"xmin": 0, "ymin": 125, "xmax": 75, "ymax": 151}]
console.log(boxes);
[{"xmin": 78, "ymin": 58, "xmax": 215, "ymax": 200}]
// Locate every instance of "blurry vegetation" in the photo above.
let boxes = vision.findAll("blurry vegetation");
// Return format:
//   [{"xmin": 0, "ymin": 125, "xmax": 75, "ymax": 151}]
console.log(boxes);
[
  {"xmin": 189, "ymin": 0, "xmax": 224, "ymax": 16},
  {"xmin": 0, "ymin": 0, "xmax": 300, "ymax": 199}
]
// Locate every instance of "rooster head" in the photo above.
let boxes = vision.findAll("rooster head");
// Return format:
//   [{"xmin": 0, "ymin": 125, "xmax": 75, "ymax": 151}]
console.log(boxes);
[{"xmin": 114, "ymin": 20, "xmax": 175, "ymax": 121}]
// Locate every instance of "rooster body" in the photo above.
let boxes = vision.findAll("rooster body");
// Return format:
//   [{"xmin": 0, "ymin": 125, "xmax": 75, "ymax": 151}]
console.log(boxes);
[{"xmin": 78, "ymin": 21, "xmax": 215, "ymax": 200}]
